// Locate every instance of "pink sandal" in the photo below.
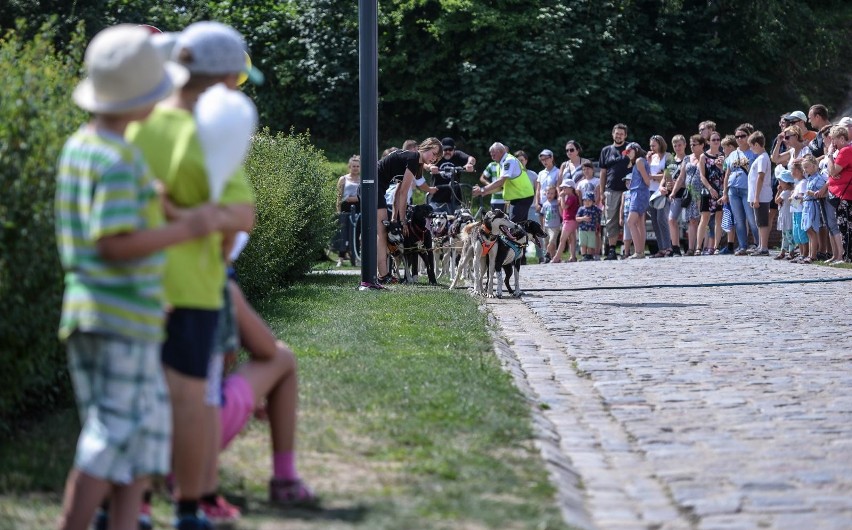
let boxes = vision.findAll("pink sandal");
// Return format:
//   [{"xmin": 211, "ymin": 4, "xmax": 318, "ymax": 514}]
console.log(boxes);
[{"xmin": 269, "ymin": 478, "xmax": 321, "ymax": 509}]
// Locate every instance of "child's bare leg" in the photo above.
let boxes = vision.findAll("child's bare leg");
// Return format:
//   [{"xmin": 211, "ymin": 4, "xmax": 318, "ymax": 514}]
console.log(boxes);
[
  {"xmin": 553, "ymin": 229, "xmax": 569, "ymax": 263},
  {"xmin": 201, "ymin": 405, "xmax": 222, "ymax": 495},
  {"xmin": 165, "ymin": 370, "xmax": 210, "ymax": 501},
  {"xmin": 108, "ymin": 477, "xmax": 150, "ymax": 530},
  {"xmin": 58, "ymin": 470, "xmax": 111, "ymax": 530},
  {"xmin": 230, "ymin": 281, "xmax": 298, "ymax": 455},
  {"xmin": 568, "ymin": 232, "xmax": 577, "ymax": 260},
  {"xmin": 807, "ymin": 230, "xmax": 818, "ymax": 259}
]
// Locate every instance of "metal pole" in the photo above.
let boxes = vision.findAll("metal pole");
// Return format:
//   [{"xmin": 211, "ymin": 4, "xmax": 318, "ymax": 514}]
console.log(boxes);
[{"xmin": 358, "ymin": 0, "xmax": 379, "ymax": 288}]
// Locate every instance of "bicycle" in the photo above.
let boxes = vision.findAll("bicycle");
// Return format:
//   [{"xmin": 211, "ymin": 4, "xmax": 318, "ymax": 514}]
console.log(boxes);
[{"xmin": 346, "ymin": 204, "xmax": 362, "ymax": 266}]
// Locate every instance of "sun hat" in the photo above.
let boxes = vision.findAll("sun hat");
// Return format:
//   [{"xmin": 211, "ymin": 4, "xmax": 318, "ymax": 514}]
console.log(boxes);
[
  {"xmin": 784, "ymin": 110, "xmax": 807, "ymax": 123},
  {"xmin": 441, "ymin": 137, "xmax": 455, "ymax": 149},
  {"xmin": 778, "ymin": 169, "xmax": 794, "ymax": 184},
  {"xmin": 539, "ymin": 149, "xmax": 554, "ymax": 158},
  {"xmin": 559, "ymin": 179, "xmax": 576, "ymax": 188},
  {"xmin": 621, "ymin": 141, "xmax": 641, "ymax": 156},
  {"xmin": 73, "ymin": 24, "xmax": 188, "ymax": 114},
  {"xmin": 173, "ymin": 21, "xmax": 264, "ymax": 84},
  {"xmin": 838, "ymin": 117, "xmax": 852, "ymax": 128}
]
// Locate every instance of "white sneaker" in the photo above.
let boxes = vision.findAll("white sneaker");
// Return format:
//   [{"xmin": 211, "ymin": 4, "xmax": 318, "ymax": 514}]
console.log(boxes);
[{"xmin": 336, "ymin": 258, "xmax": 344, "ymax": 267}]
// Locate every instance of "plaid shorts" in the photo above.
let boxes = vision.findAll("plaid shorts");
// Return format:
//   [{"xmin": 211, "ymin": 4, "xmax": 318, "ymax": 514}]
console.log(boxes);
[{"xmin": 67, "ymin": 332, "xmax": 171, "ymax": 484}]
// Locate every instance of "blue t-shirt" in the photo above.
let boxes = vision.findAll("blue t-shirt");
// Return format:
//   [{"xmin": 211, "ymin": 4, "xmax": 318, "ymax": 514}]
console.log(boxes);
[
  {"xmin": 726, "ymin": 149, "xmax": 757, "ymax": 189},
  {"xmin": 541, "ymin": 199, "xmax": 561, "ymax": 228}
]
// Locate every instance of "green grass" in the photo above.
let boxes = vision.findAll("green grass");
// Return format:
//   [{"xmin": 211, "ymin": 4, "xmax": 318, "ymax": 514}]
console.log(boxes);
[{"xmin": 0, "ymin": 274, "xmax": 567, "ymax": 530}]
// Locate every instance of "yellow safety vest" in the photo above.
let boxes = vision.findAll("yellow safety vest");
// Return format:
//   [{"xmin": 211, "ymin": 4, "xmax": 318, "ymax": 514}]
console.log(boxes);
[{"xmin": 502, "ymin": 154, "xmax": 534, "ymax": 201}]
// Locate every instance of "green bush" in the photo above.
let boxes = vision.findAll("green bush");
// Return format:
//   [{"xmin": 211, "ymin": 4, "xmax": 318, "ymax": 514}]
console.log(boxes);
[
  {"xmin": 236, "ymin": 129, "xmax": 337, "ymax": 302},
  {"xmin": 0, "ymin": 22, "xmax": 85, "ymax": 428}
]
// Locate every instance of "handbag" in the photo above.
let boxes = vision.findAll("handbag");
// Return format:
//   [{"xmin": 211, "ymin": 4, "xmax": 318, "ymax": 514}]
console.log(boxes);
[
  {"xmin": 681, "ymin": 190, "xmax": 692, "ymax": 209},
  {"xmin": 828, "ymin": 177, "xmax": 852, "ymax": 208},
  {"xmin": 721, "ymin": 203, "xmax": 733, "ymax": 232}
]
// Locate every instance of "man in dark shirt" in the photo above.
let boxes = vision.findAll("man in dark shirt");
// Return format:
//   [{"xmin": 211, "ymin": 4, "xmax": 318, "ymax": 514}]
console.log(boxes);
[
  {"xmin": 424, "ymin": 137, "xmax": 475, "ymax": 213},
  {"xmin": 598, "ymin": 123, "xmax": 630, "ymax": 260}
]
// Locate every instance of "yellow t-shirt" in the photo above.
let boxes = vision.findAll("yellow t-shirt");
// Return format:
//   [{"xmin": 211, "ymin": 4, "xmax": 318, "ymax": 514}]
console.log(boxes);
[{"xmin": 126, "ymin": 106, "xmax": 254, "ymax": 309}]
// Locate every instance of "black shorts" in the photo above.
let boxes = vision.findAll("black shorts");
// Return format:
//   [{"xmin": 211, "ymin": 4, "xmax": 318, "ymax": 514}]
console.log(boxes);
[
  {"xmin": 508, "ymin": 196, "xmax": 534, "ymax": 224},
  {"xmin": 161, "ymin": 308, "xmax": 219, "ymax": 379},
  {"xmin": 754, "ymin": 202, "xmax": 770, "ymax": 227}
]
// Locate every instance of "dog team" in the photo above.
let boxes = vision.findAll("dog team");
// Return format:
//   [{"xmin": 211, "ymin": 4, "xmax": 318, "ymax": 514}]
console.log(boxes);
[{"xmin": 55, "ymin": 22, "xmax": 315, "ymax": 530}]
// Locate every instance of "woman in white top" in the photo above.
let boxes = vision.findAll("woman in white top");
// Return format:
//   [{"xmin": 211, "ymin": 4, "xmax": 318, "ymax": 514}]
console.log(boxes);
[
  {"xmin": 771, "ymin": 125, "xmax": 811, "ymax": 169},
  {"xmin": 334, "ymin": 155, "xmax": 361, "ymax": 266},
  {"xmin": 646, "ymin": 135, "xmax": 671, "ymax": 257}
]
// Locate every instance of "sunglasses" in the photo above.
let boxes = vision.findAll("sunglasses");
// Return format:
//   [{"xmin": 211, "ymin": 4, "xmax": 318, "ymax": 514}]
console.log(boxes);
[
  {"xmin": 565, "ymin": 148, "xmax": 577, "ymax": 153},
  {"xmin": 783, "ymin": 135, "xmax": 796, "ymax": 140},
  {"xmin": 735, "ymin": 134, "xmax": 747, "ymax": 139},
  {"xmin": 443, "ymin": 148, "xmax": 454, "ymax": 152}
]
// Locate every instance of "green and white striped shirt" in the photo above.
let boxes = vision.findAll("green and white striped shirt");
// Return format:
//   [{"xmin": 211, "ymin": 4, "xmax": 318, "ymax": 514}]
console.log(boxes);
[{"xmin": 55, "ymin": 126, "xmax": 166, "ymax": 342}]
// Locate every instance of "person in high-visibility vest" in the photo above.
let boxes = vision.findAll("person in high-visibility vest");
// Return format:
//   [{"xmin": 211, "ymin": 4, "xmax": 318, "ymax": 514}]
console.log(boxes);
[{"xmin": 473, "ymin": 142, "xmax": 535, "ymax": 224}]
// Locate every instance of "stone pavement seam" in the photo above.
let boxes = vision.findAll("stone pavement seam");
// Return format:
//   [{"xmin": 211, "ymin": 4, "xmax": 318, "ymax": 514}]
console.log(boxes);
[
  {"xmin": 487, "ymin": 303, "xmax": 597, "ymax": 530},
  {"xmin": 488, "ymin": 296, "xmax": 695, "ymax": 530}
]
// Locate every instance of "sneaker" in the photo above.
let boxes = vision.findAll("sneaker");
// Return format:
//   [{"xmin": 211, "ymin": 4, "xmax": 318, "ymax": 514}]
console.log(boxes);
[
  {"xmin": 174, "ymin": 513, "xmax": 213, "ymax": 530},
  {"xmin": 336, "ymin": 258, "xmax": 344, "ymax": 267},
  {"xmin": 603, "ymin": 249, "xmax": 617, "ymax": 261},
  {"xmin": 750, "ymin": 249, "xmax": 770, "ymax": 257},
  {"xmin": 269, "ymin": 478, "xmax": 321, "ymax": 509},
  {"xmin": 734, "ymin": 248, "xmax": 748, "ymax": 256},
  {"xmin": 200, "ymin": 495, "xmax": 241, "ymax": 524},
  {"xmin": 377, "ymin": 274, "xmax": 398, "ymax": 285},
  {"xmin": 543, "ymin": 253, "xmax": 551, "ymax": 264}
]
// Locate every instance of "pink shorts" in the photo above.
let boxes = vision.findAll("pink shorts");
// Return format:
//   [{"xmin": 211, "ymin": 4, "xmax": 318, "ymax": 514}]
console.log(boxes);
[
  {"xmin": 562, "ymin": 220, "xmax": 578, "ymax": 233},
  {"xmin": 220, "ymin": 374, "xmax": 255, "ymax": 450}
]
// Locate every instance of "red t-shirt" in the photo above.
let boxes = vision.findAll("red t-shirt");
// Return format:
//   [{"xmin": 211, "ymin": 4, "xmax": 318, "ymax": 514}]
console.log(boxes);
[
  {"xmin": 561, "ymin": 193, "xmax": 580, "ymax": 222},
  {"xmin": 831, "ymin": 145, "xmax": 852, "ymax": 200}
]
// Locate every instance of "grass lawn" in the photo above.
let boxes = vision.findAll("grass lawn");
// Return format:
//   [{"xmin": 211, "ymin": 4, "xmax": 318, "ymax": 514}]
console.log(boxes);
[{"xmin": 0, "ymin": 274, "xmax": 567, "ymax": 530}]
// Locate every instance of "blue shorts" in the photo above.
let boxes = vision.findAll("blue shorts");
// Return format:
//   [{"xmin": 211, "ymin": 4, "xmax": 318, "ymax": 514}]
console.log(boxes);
[
  {"xmin": 629, "ymin": 190, "xmax": 650, "ymax": 215},
  {"xmin": 161, "ymin": 308, "xmax": 219, "ymax": 379}
]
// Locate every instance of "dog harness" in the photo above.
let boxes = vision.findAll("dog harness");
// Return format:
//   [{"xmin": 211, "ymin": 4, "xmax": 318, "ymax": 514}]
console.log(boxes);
[
  {"xmin": 500, "ymin": 235, "xmax": 522, "ymax": 260},
  {"xmin": 480, "ymin": 239, "xmax": 497, "ymax": 257}
]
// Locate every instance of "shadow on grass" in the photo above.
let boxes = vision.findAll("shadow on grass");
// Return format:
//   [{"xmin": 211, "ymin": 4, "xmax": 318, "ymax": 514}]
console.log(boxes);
[{"xmin": 250, "ymin": 501, "xmax": 369, "ymax": 523}]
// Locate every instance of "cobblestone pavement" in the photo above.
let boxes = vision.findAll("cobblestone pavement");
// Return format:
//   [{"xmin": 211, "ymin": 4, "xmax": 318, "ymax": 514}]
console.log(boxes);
[{"xmin": 486, "ymin": 256, "xmax": 852, "ymax": 530}]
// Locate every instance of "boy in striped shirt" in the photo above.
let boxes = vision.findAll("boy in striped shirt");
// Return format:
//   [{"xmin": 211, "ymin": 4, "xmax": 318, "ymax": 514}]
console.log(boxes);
[{"xmin": 54, "ymin": 25, "xmax": 222, "ymax": 530}]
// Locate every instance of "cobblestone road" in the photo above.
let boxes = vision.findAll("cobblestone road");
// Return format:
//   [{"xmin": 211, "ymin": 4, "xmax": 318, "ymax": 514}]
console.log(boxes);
[{"xmin": 487, "ymin": 256, "xmax": 852, "ymax": 530}]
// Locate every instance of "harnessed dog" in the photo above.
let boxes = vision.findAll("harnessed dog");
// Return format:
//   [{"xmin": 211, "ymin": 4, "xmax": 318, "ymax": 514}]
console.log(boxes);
[
  {"xmin": 494, "ymin": 219, "xmax": 547, "ymax": 298},
  {"xmin": 429, "ymin": 211, "xmax": 453, "ymax": 280},
  {"xmin": 382, "ymin": 204, "xmax": 437, "ymax": 285}
]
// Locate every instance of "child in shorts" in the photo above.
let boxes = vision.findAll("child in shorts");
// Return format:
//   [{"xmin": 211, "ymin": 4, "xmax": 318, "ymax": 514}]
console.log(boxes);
[
  {"xmin": 540, "ymin": 185, "xmax": 561, "ymax": 263},
  {"xmin": 576, "ymin": 192, "xmax": 601, "ymax": 261},
  {"xmin": 55, "ymin": 25, "xmax": 221, "ymax": 530},
  {"xmin": 126, "ymin": 21, "xmax": 260, "ymax": 529},
  {"xmin": 774, "ymin": 170, "xmax": 795, "ymax": 260}
]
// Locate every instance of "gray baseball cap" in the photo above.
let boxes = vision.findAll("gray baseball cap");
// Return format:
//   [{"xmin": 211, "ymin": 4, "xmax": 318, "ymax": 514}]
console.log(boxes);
[{"xmin": 173, "ymin": 21, "xmax": 263, "ymax": 84}]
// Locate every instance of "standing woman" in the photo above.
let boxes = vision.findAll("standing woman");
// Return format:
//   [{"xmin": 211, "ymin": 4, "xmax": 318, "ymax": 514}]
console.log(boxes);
[
  {"xmin": 697, "ymin": 132, "xmax": 725, "ymax": 254},
  {"xmin": 826, "ymin": 125, "xmax": 852, "ymax": 262},
  {"xmin": 375, "ymin": 138, "xmax": 441, "ymax": 283},
  {"xmin": 671, "ymin": 135, "xmax": 706, "ymax": 255},
  {"xmin": 666, "ymin": 135, "xmax": 688, "ymax": 255},
  {"xmin": 559, "ymin": 140, "xmax": 590, "ymax": 183},
  {"xmin": 335, "ymin": 155, "xmax": 361, "ymax": 266},
  {"xmin": 720, "ymin": 124, "xmax": 758, "ymax": 254},
  {"xmin": 623, "ymin": 142, "xmax": 652, "ymax": 258},
  {"xmin": 647, "ymin": 135, "xmax": 671, "ymax": 257}
]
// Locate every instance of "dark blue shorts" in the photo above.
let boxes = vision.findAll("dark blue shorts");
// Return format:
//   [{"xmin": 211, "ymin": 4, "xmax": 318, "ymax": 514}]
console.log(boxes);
[{"xmin": 161, "ymin": 308, "xmax": 219, "ymax": 379}]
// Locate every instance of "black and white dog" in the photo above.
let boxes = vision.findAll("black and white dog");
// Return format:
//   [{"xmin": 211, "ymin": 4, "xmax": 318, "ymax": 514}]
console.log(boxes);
[
  {"xmin": 494, "ymin": 219, "xmax": 546, "ymax": 297},
  {"xmin": 383, "ymin": 204, "xmax": 437, "ymax": 285}
]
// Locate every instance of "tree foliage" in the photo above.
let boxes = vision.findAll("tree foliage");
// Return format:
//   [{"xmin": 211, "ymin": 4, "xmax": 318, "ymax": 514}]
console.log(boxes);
[{"xmin": 5, "ymin": 0, "xmax": 848, "ymax": 157}]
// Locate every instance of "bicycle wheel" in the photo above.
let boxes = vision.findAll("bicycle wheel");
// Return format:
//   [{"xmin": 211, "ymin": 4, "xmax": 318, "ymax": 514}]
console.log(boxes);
[{"xmin": 349, "ymin": 213, "xmax": 362, "ymax": 266}]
